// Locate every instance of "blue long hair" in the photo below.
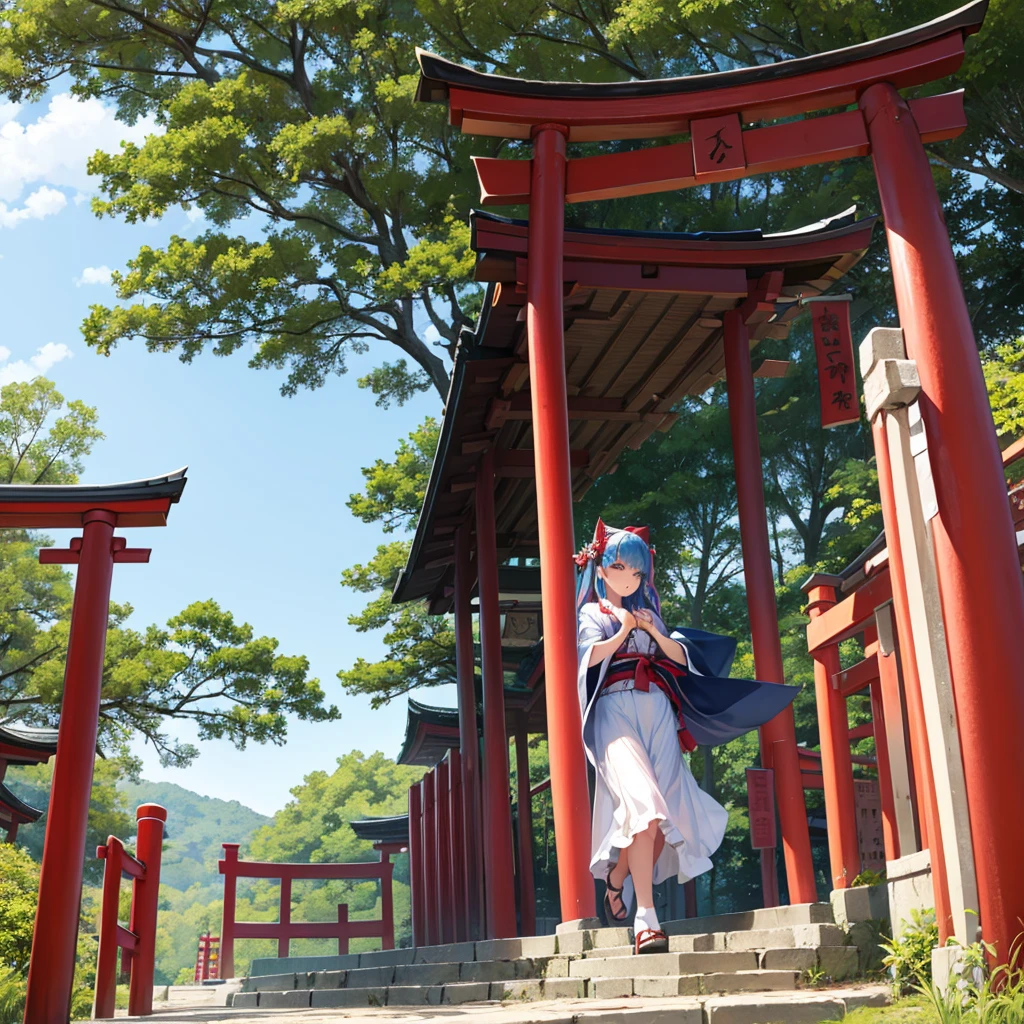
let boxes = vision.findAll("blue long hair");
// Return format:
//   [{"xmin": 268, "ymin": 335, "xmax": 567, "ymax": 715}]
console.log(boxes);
[{"xmin": 576, "ymin": 528, "xmax": 661, "ymax": 617}]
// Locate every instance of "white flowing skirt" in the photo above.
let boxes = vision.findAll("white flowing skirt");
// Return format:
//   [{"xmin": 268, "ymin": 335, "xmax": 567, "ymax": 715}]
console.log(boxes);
[{"xmin": 590, "ymin": 686, "xmax": 729, "ymax": 888}]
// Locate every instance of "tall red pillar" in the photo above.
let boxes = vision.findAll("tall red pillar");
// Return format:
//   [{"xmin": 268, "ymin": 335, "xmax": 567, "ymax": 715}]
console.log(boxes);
[
  {"xmin": 723, "ymin": 310, "xmax": 817, "ymax": 906},
  {"xmin": 453, "ymin": 526, "xmax": 483, "ymax": 939},
  {"xmin": 527, "ymin": 123, "xmax": 596, "ymax": 925},
  {"xmin": 803, "ymin": 577, "xmax": 861, "ymax": 889},
  {"xmin": 434, "ymin": 759, "xmax": 454, "ymax": 943},
  {"xmin": 408, "ymin": 783, "xmax": 426, "ymax": 947},
  {"xmin": 514, "ymin": 722, "xmax": 537, "ymax": 937},
  {"xmin": 127, "ymin": 804, "xmax": 167, "ymax": 1016},
  {"xmin": 24, "ymin": 510, "xmax": 117, "ymax": 1024},
  {"xmin": 862, "ymin": 81, "xmax": 1024, "ymax": 958},
  {"xmin": 422, "ymin": 770, "xmax": 439, "ymax": 946},
  {"xmin": 474, "ymin": 448, "xmax": 517, "ymax": 938},
  {"xmin": 871, "ymin": 413, "xmax": 953, "ymax": 938},
  {"xmin": 447, "ymin": 749, "xmax": 468, "ymax": 942}
]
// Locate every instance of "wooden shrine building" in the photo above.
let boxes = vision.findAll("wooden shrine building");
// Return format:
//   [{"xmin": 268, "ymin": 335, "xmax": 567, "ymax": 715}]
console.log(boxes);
[
  {"xmin": 394, "ymin": 209, "xmax": 878, "ymax": 943},
  {"xmin": 393, "ymin": 0, "xmax": 1024, "ymax": 970}
]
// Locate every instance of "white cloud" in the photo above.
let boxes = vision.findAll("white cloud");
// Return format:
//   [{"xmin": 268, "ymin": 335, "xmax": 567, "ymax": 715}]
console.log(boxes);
[
  {"xmin": 0, "ymin": 186, "xmax": 67, "ymax": 229},
  {"xmin": 0, "ymin": 342, "xmax": 73, "ymax": 386},
  {"xmin": 424, "ymin": 324, "xmax": 441, "ymax": 344},
  {"xmin": 0, "ymin": 93, "xmax": 158, "ymax": 206},
  {"xmin": 76, "ymin": 265, "xmax": 112, "ymax": 287}
]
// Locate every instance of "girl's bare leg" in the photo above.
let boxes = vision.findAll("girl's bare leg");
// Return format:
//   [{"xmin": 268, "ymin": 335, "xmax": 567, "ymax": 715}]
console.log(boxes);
[
  {"xmin": 630, "ymin": 819, "xmax": 661, "ymax": 910},
  {"xmin": 607, "ymin": 844, "xmax": 630, "ymax": 917}
]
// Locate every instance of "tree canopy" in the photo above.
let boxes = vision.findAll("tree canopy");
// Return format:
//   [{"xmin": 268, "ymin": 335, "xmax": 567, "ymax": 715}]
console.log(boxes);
[{"xmin": 0, "ymin": 0, "xmax": 1020, "ymax": 408}]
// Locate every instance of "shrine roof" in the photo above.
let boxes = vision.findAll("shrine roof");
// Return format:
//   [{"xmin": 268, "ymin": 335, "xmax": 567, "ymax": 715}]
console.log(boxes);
[
  {"xmin": 393, "ymin": 210, "xmax": 875, "ymax": 613},
  {"xmin": 0, "ymin": 781, "xmax": 43, "ymax": 824},
  {"xmin": 0, "ymin": 468, "xmax": 187, "ymax": 528},
  {"xmin": 416, "ymin": 1, "xmax": 986, "ymax": 140},
  {"xmin": 396, "ymin": 698, "xmax": 462, "ymax": 767},
  {"xmin": 397, "ymin": 675, "xmax": 545, "ymax": 766},
  {"xmin": 349, "ymin": 815, "xmax": 409, "ymax": 846},
  {"xmin": 0, "ymin": 720, "xmax": 59, "ymax": 764}
]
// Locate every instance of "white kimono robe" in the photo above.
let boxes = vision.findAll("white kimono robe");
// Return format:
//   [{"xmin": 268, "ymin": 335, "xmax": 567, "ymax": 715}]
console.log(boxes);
[{"xmin": 577, "ymin": 601, "xmax": 728, "ymax": 888}]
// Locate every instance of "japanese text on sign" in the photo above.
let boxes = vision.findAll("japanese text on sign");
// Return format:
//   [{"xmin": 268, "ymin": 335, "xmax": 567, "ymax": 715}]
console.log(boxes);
[
  {"xmin": 746, "ymin": 767, "xmax": 776, "ymax": 850},
  {"xmin": 810, "ymin": 298, "xmax": 858, "ymax": 428}
]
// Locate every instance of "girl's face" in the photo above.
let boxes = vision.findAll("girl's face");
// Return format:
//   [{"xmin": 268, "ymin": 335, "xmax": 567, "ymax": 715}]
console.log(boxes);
[{"xmin": 598, "ymin": 559, "xmax": 643, "ymax": 599}]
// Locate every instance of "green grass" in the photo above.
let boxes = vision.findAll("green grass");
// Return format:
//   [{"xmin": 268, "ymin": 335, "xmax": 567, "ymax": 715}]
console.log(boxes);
[{"xmin": 834, "ymin": 996, "xmax": 940, "ymax": 1024}]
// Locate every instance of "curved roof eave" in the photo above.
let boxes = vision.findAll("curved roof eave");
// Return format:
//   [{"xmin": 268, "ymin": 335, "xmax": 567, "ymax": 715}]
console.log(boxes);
[
  {"xmin": 416, "ymin": 1, "xmax": 986, "ymax": 104},
  {"xmin": 0, "ymin": 467, "xmax": 187, "ymax": 505},
  {"xmin": 0, "ymin": 781, "xmax": 44, "ymax": 822}
]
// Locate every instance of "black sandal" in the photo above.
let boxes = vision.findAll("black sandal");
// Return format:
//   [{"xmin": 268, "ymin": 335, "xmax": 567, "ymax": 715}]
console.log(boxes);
[{"xmin": 603, "ymin": 869, "xmax": 629, "ymax": 923}]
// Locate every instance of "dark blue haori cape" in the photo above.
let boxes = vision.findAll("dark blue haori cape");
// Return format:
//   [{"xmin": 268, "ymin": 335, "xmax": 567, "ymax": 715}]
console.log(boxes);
[{"xmin": 584, "ymin": 624, "xmax": 799, "ymax": 749}]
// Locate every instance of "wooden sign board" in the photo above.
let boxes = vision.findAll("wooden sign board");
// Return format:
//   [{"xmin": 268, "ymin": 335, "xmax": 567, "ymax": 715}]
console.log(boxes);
[
  {"xmin": 746, "ymin": 767, "xmax": 777, "ymax": 849},
  {"xmin": 808, "ymin": 296, "xmax": 859, "ymax": 428},
  {"xmin": 854, "ymin": 778, "xmax": 884, "ymax": 872}
]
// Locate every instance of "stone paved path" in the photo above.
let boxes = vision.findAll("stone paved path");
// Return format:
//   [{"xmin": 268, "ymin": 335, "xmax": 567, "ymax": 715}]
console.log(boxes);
[{"xmin": 126, "ymin": 983, "xmax": 889, "ymax": 1023}]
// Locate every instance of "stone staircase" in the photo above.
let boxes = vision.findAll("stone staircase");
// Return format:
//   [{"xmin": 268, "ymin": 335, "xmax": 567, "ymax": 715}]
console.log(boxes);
[{"xmin": 233, "ymin": 902, "xmax": 884, "ymax": 1019}]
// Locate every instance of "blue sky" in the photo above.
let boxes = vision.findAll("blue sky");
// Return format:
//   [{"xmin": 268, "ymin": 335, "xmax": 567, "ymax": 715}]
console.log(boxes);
[{"xmin": 1, "ymin": 91, "xmax": 457, "ymax": 815}]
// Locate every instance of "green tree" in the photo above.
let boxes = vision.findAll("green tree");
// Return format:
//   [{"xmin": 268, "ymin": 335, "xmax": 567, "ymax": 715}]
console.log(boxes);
[
  {"xmin": 0, "ymin": 844, "xmax": 38, "ymax": 974},
  {"xmin": 1, "ymin": 0, "xmax": 1019, "ymax": 408},
  {"xmin": 0, "ymin": 378, "xmax": 339, "ymax": 769}
]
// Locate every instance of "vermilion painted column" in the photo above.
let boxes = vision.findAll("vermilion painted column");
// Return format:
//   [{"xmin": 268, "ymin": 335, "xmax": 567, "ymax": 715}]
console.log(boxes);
[
  {"xmin": 803, "ymin": 576, "xmax": 861, "ymax": 889},
  {"xmin": 862, "ymin": 81, "xmax": 1024, "ymax": 958},
  {"xmin": 93, "ymin": 837, "xmax": 126, "ymax": 1020},
  {"xmin": 128, "ymin": 804, "xmax": 167, "ymax": 1017},
  {"xmin": 422, "ymin": 770, "xmax": 439, "ymax": 946},
  {"xmin": 871, "ymin": 413, "xmax": 953, "ymax": 938},
  {"xmin": 24, "ymin": 510, "xmax": 117, "ymax": 1024},
  {"xmin": 527, "ymin": 123, "xmax": 596, "ymax": 925},
  {"xmin": 514, "ymin": 722, "xmax": 537, "ymax": 937},
  {"xmin": 453, "ymin": 526, "xmax": 483, "ymax": 939},
  {"xmin": 219, "ymin": 844, "xmax": 239, "ymax": 979},
  {"xmin": 447, "ymin": 749, "xmax": 468, "ymax": 942},
  {"xmin": 278, "ymin": 876, "xmax": 292, "ymax": 957},
  {"xmin": 723, "ymin": 310, "xmax": 817, "ymax": 906},
  {"xmin": 408, "ymin": 783, "xmax": 425, "ymax": 947},
  {"xmin": 475, "ymin": 448, "xmax": 518, "ymax": 938},
  {"xmin": 435, "ymin": 758, "xmax": 454, "ymax": 944},
  {"xmin": 378, "ymin": 850, "xmax": 395, "ymax": 951}
]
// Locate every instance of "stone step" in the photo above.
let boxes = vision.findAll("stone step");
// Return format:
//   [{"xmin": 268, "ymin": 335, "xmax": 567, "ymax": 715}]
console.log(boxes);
[
  {"xmin": 589, "ymin": 970, "xmax": 799, "ymax": 999},
  {"xmin": 570, "ymin": 950, "xmax": 759, "ymax": 979},
  {"xmin": 662, "ymin": 902, "xmax": 834, "ymax": 937}
]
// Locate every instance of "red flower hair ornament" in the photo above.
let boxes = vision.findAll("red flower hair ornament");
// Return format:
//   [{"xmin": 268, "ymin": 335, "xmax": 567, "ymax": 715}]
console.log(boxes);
[{"xmin": 574, "ymin": 519, "xmax": 658, "ymax": 617}]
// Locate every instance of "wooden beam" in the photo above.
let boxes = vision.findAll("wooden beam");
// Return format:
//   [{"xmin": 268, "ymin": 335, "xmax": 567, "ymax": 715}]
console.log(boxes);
[
  {"xmin": 834, "ymin": 652, "xmax": 880, "ymax": 697},
  {"xmin": 474, "ymin": 92, "xmax": 966, "ymax": 204},
  {"xmin": 806, "ymin": 567, "xmax": 892, "ymax": 652},
  {"xmin": 514, "ymin": 257, "xmax": 747, "ymax": 298}
]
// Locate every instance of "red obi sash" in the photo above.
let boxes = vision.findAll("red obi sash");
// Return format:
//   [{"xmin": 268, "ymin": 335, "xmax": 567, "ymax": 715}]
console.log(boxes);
[{"xmin": 603, "ymin": 654, "xmax": 698, "ymax": 753}]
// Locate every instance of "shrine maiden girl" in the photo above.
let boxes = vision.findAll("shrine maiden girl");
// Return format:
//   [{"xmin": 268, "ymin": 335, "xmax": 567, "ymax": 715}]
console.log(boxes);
[{"xmin": 576, "ymin": 520, "xmax": 798, "ymax": 954}]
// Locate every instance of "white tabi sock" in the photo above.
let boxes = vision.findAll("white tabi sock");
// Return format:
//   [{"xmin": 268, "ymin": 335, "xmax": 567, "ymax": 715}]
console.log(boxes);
[{"xmin": 634, "ymin": 905, "xmax": 660, "ymax": 934}]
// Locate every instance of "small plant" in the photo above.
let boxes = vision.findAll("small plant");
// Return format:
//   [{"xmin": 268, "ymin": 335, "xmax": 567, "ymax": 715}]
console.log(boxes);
[
  {"xmin": 917, "ymin": 934, "xmax": 1024, "ymax": 1023},
  {"xmin": 803, "ymin": 965, "xmax": 826, "ymax": 988},
  {"xmin": 880, "ymin": 907, "xmax": 939, "ymax": 998},
  {"xmin": 851, "ymin": 868, "xmax": 886, "ymax": 888}
]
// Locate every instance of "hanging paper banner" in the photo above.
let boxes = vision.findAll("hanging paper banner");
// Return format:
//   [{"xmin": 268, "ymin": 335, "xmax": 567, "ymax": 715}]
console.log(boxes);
[
  {"xmin": 746, "ymin": 767, "xmax": 777, "ymax": 850},
  {"xmin": 806, "ymin": 295, "xmax": 858, "ymax": 428}
]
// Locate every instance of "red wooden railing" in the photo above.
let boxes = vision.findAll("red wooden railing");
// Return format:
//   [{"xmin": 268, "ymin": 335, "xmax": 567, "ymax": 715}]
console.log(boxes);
[
  {"xmin": 93, "ymin": 804, "xmax": 167, "ymax": 1019},
  {"xmin": 218, "ymin": 842, "xmax": 399, "ymax": 979},
  {"xmin": 193, "ymin": 932, "xmax": 220, "ymax": 982}
]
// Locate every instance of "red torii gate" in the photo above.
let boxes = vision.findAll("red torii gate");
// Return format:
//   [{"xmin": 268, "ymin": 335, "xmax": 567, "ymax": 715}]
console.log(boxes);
[
  {"xmin": 3, "ymin": 470, "xmax": 188, "ymax": 1024},
  {"xmin": 413, "ymin": 0, "xmax": 1024, "ymax": 960}
]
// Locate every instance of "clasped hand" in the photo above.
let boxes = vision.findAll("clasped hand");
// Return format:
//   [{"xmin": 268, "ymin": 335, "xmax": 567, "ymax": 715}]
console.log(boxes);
[{"xmin": 605, "ymin": 604, "xmax": 658, "ymax": 636}]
